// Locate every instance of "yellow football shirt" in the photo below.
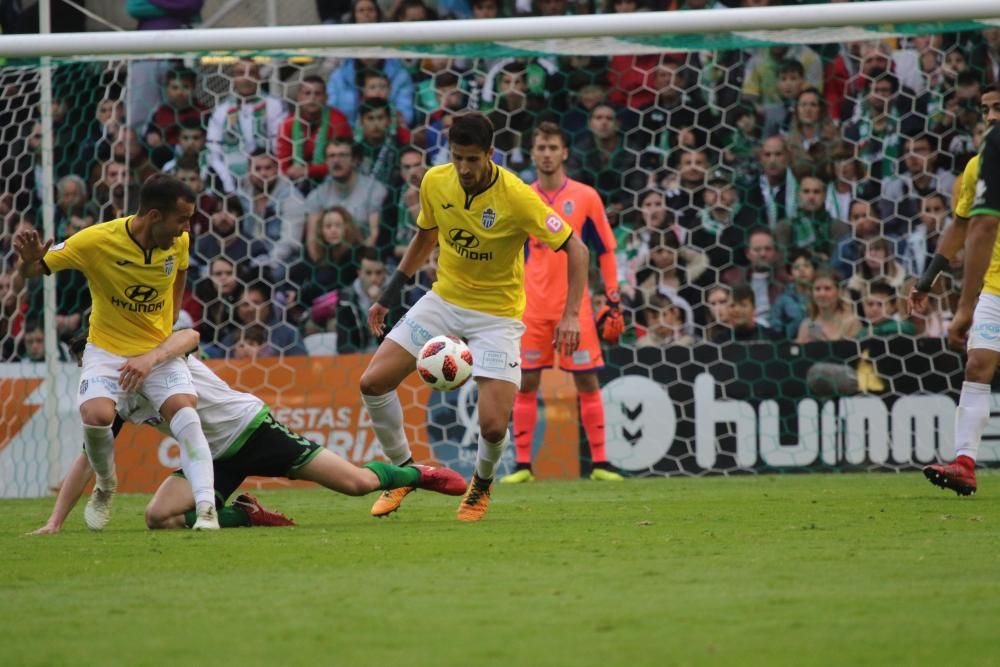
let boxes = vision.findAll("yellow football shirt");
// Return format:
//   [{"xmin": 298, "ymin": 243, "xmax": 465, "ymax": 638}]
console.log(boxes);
[
  {"xmin": 42, "ymin": 216, "xmax": 190, "ymax": 356},
  {"xmin": 954, "ymin": 154, "xmax": 978, "ymax": 219},
  {"xmin": 416, "ymin": 163, "xmax": 573, "ymax": 319}
]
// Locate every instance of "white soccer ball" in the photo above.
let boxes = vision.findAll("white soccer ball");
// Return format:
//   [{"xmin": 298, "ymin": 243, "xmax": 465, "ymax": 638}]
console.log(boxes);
[{"xmin": 417, "ymin": 335, "xmax": 474, "ymax": 392}]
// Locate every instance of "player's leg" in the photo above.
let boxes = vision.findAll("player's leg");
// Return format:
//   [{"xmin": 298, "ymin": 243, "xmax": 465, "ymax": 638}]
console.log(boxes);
[
  {"xmin": 504, "ymin": 369, "xmax": 541, "ymax": 483},
  {"xmin": 77, "ymin": 344, "xmax": 128, "ymax": 530},
  {"xmin": 572, "ymin": 372, "xmax": 622, "ymax": 481},
  {"xmin": 145, "ymin": 467, "xmax": 283, "ymax": 529},
  {"xmin": 148, "ymin": 357, "xmax": 218, "ymax": 530},
  {"xmin": 925, "ymin": 294, "xmax": 1000, "ymax": 495},
  {"xmin": 296, "ymin": 450, "xmax": 466, "ymax": 497},
  {"xmin": 362, "ymin": 292, "xmax": 451, "ymax": 516},
  {"xmin": 458, "ymin": 311, "xmax": 525, "ymax": 521}
]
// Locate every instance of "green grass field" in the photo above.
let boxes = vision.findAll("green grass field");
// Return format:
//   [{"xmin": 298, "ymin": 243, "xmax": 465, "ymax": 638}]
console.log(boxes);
[{"xmin": 2, "ymin": 473, "xmax": 999, "ymax": 667}]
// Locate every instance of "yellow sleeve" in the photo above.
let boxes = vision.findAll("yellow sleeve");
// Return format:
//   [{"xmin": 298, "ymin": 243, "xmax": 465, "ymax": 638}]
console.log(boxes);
[
  {"xmin": 514, "ymin": 180, "xmax": 572, "ymax": 250},
  {"xmin": 955, "ymin": 155, "xmax": 978, "ymax": 219},
  {"xmin": 177, "ymin": 232, "xmax": 190, "ymax": 271},
  {"xmin": 416, "ymin": 173, "xmax": 437, "ymax": 230},
  {"xmin": 41, "ymin": 226, "xmax": 96, "ymax": 273}
]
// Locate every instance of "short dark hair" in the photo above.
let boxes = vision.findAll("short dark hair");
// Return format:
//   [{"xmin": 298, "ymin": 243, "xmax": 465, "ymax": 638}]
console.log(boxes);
[
  {"xmin": 982, "ymin": 83, "xmax": 1000, "ymax": 96},
  {"xmin": 174, "ymin": 154, "xmax": 201, "ymax": 174},
  {"xmin": 220, "ymin": 194, "xmax": 244, "ymax": 218},
  {"xmin": 177, "ymin": 118, "xmax": 205, "ymax": 134},
  {"xmin": 449, "ymin": 112, "xmax": 494, "ymax": 152},
  {"xmin": 732, "ymin": 283, "xmax": 755, "ymax": 306},
  {"xmin": 329, "ymin": 136, "xmax": 363, "ymax": 161},
  {"xmin": 138, "ymin": 174, "xmax": 196, "ymax": 216},
  {"xmin": 530, "ymin": 121, "xmax": 567, "ymax": 148},
  {"xmin": 359, "ymin": 96, "xmax": 390, "ymax": 116},
  {"xmin": 245, "ymin": 280, "xmax": 271, "ymax": 300},
  {"xmin": 868, "ymin": 279, "xmax": 895, "ymax": 300},
  {"xmin": 786, "ymin": 247, "xmax": 815, "ymax": 269},
  {"xmin": 399, "ymin": 145, "xmax": 424, "ymax": 163},
  {"xmin": 358, "ymin": 246, "xmax": 381, "ymax": 263},
  {"xmin": 165, "ymin": 67, "xmax": 197, "ymax": 86},
  {"xmin": 778, "ymin": 59, "xmax": 805, "ymax": 78},
  {"xmin": 907, "ymin": 132, "xmax": 938, "ymax": 153},
  {"xmin": 301, "ymin": 74, "xmax": 326, "ymax": 89},
  {"xmin": 356, "ymin": 67, "xmax": 388, "ymax": 89}
]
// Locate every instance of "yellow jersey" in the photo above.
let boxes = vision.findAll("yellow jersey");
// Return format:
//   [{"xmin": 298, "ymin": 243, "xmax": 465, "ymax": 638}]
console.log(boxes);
[
  {"xmin": 42, "ymin": 216, "xmax": 190, "ymax": 356},
  {"xmin": 954, "ymin": 154, "xmax": 978, "ymax": 219},
  {"xmin": 416, "ymin": 163, "xmax": 573, "ymax": 318}
]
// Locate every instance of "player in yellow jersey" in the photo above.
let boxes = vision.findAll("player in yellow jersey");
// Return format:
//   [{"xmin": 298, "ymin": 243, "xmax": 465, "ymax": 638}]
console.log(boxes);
[
  {"xmin": 907, "ymin": 85, "xmax": 1000, "ymax": 496},
  {"xmin": 14, "ymin": 174, "xmax": 220, "ymax": 530},
  {"xmin": 360, "ymin": 113, "xmax": 590, "ymax": 522}
]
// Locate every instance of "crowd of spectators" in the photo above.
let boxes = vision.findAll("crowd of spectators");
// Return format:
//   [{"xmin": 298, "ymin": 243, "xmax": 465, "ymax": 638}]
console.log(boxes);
[{"xmin": 1, "ymin": 0, "xmax": 999, "ymax": 362}]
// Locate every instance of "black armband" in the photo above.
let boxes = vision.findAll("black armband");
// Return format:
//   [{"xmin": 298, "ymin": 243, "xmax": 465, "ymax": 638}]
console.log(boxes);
[
  {"xmin": 377, "ymin": 269, "xmax": 411, "ymax": 308},
  {"xmin": 914, "ymin": 253, "xmax": 950, "ymax": 292}
]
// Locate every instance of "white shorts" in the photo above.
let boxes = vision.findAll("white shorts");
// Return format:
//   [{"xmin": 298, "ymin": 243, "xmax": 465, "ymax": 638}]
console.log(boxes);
[
  {"xmin": 386, "ymin": 291, "xmax": 526, "ymax": 386},
  {"xmin": 969, "ymin": 293, "xmax": 1000, "ymax": 352},
  {"xmin": 78, "ymin": 343, "xmax": 197, "ymax": 412}
]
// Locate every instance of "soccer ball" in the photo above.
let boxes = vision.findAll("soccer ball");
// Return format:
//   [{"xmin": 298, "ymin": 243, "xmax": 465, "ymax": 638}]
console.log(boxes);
[{"xmin": 417, "ymin": 335, "xmax": 473, "ymax": 391}]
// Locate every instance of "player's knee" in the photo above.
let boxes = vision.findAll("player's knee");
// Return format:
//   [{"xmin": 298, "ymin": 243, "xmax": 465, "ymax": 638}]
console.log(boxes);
[
  {"xmin": 79, "ymin": 405, "xmax": 115, "ymax": 427},
  {"xmin": 144, "ymin": 503, "xmax": 169, "ymax": 529},
  {"xmin": 480, "ymin": 421, "xmax": 508, "ymax": 444},
  {"xmin": 360, "ymin": 369, "xmax": 393, "ymax": 396},
  {"xmin": 965, "ymin": 355, "xmax": 996, "ymax": 384},
  {"xmin": 519, "ymin": 372, "xmax": 541, "ymax": 393}
]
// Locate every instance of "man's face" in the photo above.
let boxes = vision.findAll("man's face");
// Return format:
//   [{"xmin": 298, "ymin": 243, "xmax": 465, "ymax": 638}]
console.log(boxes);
[
  {"xmin": 326, "ymin": 144, "xmax": 356, "ymax": 181},
  {"xmin": 166, "ymin": 78, "xmax": 193, "ymax": 108},
  {"xmin": 104, "ymin": 162, "xmax": 129, "ymax": 196},
  {"xmin": 152, "ymin": 199, "xmax": 195, "ymax": 250},
  {"xmin": 298, "ymin": 81, "xmax": 327, "ymax": 116},
  {"xmin": 921, "ymin": 195, "xmax": 948, "ymax": 232},
  {"xmin": 641, "ymin": 193, "xmax": 667, "ymax": 229},
  {"xmin": 746, "ymin": 232, "xmax": 777, "ymax": 268},
  {"xmin": 361, "ymin": 76, "xmax": 390, "ymax": 101},
  {"xmin": 707, "ymin": 288, "xmax": 731, "ymax": 323},
  {"xmin": 353, "ymin": 0, "xmax": 379, "ymax": 22},
  {"xmin": 24, "ymin": 329, "xmax": 44, "ymax": 361},
  {"xmin": 472, "ymin": 0, "xmax": 498, "ymax": 18},
  {"xmin": 863, "ymin": 292, "xmax": 892, "ymax": 324},
  {"xmin": 175, "ymin": 169, "xmax": 204, "ymax": 194},
  {"xmin": 589, "ymin": 106, "xmax": 617, "ymax": 140},
  {"xmin": 178, "ymin": 128, "xmax": 206, "ymax": 155},
  {"xmin": 678, "ymin": 151, "xmax": 708, "ymax": 185},
  {"xmin": 904, "ymin": 138, "xmax": 935, "ymax": 175},
  {"xmin": 359, "ymin": 258, "xmax": 387, "ymax": 291},
  {"xmin": 250, "ymin": 155, "xmax": 278, "ymax": 189},
  {"xmin": 499, "ymin": 71, "xmax": 527, "ymax": 106},
  {"xmin": 58, "ymin": 180, "xmax": 82, "ymax": 209},
  {"xmin": 451, "ymin": 143, "xmax": 492, "ymax": 191},
  {"xmin": 868, "ymin": 78, "xmax": 894, "ymax": 113},
  {"xmin": 210, "ymin": 260, "xmax": 237, "ymax": 294},
  {"xmin": 237, "ymin": 290, "xmax": 269, "ymax": 324},
  {"xmin": 28, "ymin": 122, "xmax": 42, "ymax": 154},
  {"xmin": 777, "ymin": 71, "xmax": 804, "ymax": 100},
  {"xmin": 982, "ymin": 90, "xmax": 1000, "ymax": 128},
  {"xmin": 536, "ymin": 0, "xmax": 566, "ymax": 16},
  {"xmin": 798, "ymin": 177, "xmax": 825, "ymax": 213},
  {"xmin": 760, "ymin": 138, "xmax": 788, "ymax": 177},
  {"xmin": 728, "ymin": 299, "xmax": 755, "ymax": 328},
  {"xmin": 530, "ymin": 133, "xmax": 568, "ymax": 177},
  {"xmin": 654, "ymin": 64, "xmax": 680, "ymax": 99},
  {"xmin": 232, "ymin": 61, "xmax": 260, "ymax": 97},
  {"xmin": 849, "ymin": 201, "xmax": 879, "ymax": 238},
  {"xmin": 361, "ymin": 108, "xmax": 390, "ymax": 143},
  {"xmin": 400, "ymin": 151, "xmax": 427, "ymax": 186}
]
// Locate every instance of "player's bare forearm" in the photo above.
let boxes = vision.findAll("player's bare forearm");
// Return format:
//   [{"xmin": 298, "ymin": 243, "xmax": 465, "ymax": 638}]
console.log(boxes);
[
  {"xmin": 33, "ymin": 452, "xmax": 93, "ymax": 534},
  {"xmin": 561, "ymin": 235, "xmax": 589, "ymax": 319},
  {"xmin": 397, "ymin": 227, "xmax": 439, "ymax": 277},
  {"xmin": 937, "ymin": 216, "xmax": 969, "ymax": 260},
  {"xmin": 172, "ymin": 269, "xmax": 186, "ymax": 324},
  {"xmin": 119, "ymin": 329, "xmax": 200, "ymax": 391},
  {"xmin": 959, "ymin": 215, "xmax": 999, "ymax": 309}
]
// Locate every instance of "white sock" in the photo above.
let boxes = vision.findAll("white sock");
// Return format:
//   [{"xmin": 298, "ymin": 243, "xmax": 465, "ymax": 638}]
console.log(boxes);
[
  {"xmin": 83, "ymin": 424, "xmax": 116, "ymax": 489},
  {"xmin": 955, "ymin": 381, "xmax": 991, "ymax": 461},
  {"xmin": 362, "ymin": 392, "xmax": 412, "ymax": 465},
  {"xmin": 169, "ymin": 407, "xmax": 216, "ymax": 508},
  {"xmin": 476, "ymin": 432, "xmax": 508, "ymax": 481}
]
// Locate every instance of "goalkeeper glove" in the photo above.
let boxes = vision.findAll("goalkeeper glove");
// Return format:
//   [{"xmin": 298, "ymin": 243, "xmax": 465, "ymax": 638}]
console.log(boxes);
[{"xmin": 596, "ymin": 291, "xmax": 625, "ymax": 344}]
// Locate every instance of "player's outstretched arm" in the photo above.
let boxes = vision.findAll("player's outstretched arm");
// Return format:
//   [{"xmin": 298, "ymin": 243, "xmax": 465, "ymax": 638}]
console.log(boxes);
[
  {"xmin": 12, "ymin": 228, "xmax": 54, "ymax": 280},
  {"xmin": 555, "ymin": 234, "xmax": 589, "ymax": 356},
  {"xmin": 369, "ymin": 227, "xmax": 438, "ymax": 337},
  {"xmin": 29, "ymin": 452, "xmax": 94, "ymax": 535},
  {"xmin": 118, "ymin": 328, "xmax": 201, "ymax": 391}
]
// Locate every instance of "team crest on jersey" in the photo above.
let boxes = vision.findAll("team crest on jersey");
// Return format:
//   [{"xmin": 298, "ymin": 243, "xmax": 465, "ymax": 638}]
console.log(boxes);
[
  {"xmin": 164, "ymin": 255, "xmax": 175, "ymax": 275},
  {"xmin": 481, "ymin": 208, "xmax": 496, "ymax": 229},
  {"xmin": 563, "ymin": 200, "xmax": 574, "ymax": 216}
]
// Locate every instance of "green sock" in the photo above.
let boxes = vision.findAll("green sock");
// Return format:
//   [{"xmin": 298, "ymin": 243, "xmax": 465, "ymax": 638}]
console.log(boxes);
[
  {"xmin": 183, "ymin": 506, "xmax": 250, "ymax": 528},
  {"xmin": 364, "ymin": 461, "xmax": 420, "ymax": 489}
]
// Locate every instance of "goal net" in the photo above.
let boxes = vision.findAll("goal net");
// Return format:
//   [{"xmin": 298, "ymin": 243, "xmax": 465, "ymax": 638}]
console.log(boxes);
[{"xmin": 1, "ymin": 10, "xmax": 999, "ymax": 497}]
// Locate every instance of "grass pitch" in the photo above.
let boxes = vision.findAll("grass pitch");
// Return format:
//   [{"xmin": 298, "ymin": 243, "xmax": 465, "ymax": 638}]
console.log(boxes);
[{"xmin": 1, "ymin": 473, "xmax": 999, "ymax": 667}]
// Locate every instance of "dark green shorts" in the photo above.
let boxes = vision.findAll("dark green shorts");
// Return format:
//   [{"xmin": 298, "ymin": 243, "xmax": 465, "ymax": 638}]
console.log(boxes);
[{"xmin": 172, "ymin": 413, "xmax": 323, "ymax": 504}]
